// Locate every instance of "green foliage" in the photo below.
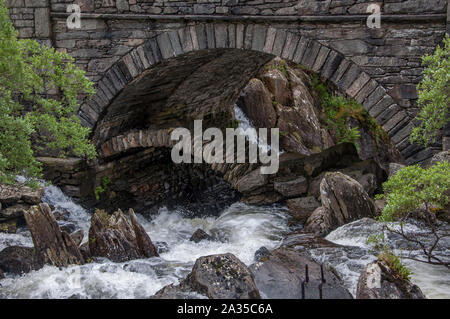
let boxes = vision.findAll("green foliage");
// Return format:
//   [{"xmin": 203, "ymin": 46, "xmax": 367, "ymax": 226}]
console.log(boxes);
[
  {"xmin": 0, "ymin": 0, "xmax": 96, "ymax": 185},
  {"xmin": 94, "ymin": 176, "xmax": 111, "ymax": 200},
  {"xmin": 310, "ymin": 74, "xmax": 387, "ymax": 148},
  {"xmin": 366, "ymin": 234, "xmax": 412, "ymax": 281},
  {"xmin": 410, "ymin": 34, "xmax": 450, "ymax": 147},
  {"xmin": 377, "ymin": 161, "xmax": 450, "ymax": 222},
  {"xmin": 378, "ymin": 248, "xmax": 412, "ymax": 281}
]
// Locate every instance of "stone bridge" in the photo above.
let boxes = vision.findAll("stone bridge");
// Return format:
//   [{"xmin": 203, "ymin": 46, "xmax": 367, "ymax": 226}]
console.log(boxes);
[{"xmin": 6, "ymin": 0, "xmax": 450, "ymax": 212}]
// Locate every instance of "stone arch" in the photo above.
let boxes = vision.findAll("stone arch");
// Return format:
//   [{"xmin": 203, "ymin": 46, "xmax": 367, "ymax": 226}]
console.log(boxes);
[{"xmin": 77, "ymin": 23, "xmax": 408, "ymax": 158}]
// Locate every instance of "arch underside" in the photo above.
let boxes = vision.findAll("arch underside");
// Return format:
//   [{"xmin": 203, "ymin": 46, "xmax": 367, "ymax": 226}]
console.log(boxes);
[{"xmin": 79, "ymin": 24, "xmax": 413, "ymax": 163}]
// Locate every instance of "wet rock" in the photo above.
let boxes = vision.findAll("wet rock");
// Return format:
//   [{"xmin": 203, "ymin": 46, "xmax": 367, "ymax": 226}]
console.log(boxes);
[
  {"xmin": 88, "ymin": 208, "xmax": 158, "ymax": 262},
  {"xmin": 0, "ymin": 246, "xmax": 44, "ymax": 274},
  {"xmin": 240, "ymin": 78, "xmax": 277, "ymax": 129},
  {"xmin": 254, "ymin": 246, "xmax": 271, "ymax": 262},
  {"xmin": 53, "ymin": 210, "xmax": 69, "ymax": 221},
  {"xmin": 185, "ymin": 253, "xmax": 260, "ymax": 299},
  {"xmin": 0, "ymin": 267, "xmax": 4, "ymax": 279},
  {"xmin": 70, "ymin": 229, "xmax": 84, "ymax": 247},
  {"xmin": 273, "ymin": 176, "xmax": 308, "ymax": 197},
  {"xmin": 155, "ymin": 241, "xmax": 169, "ymax": 254},
  {"xmin": 25, "ymin": 203, "xmax": 85, "ymax": 267},
  {"xmin": 305, "ymin": 172, "xmax": 377, "ymax": 236},
  {"xmin": 189, "ymin": 229, "xmax": 212, "ymax": 243},
  {"xmin": 79, "ymin": 242, "xmax": 90, "ymax": 261},
  {"xmin": 356, "ymin": 259, "xmax": 425, "ymax": 299},
  {"xmin": 249, "ymin": 247, "xmax": 352, "ymax": 299},
  {"xmin": 286, "ymin": 196, "xmax": 321, "ymax": 221},
  {"xmin": 0, "ymin": 184, "xmax": 44, "ymax": 205},
  {"xmin": 59, "ymin": 222, "xmax": 77, "ymax": 234},
  {"xmin": 152, "ymin": 284, "xmax": 207, "ymax": 299}
]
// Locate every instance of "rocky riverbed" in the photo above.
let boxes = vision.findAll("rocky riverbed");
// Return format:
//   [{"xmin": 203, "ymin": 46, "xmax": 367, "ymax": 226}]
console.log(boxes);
[{"xmin": 0, "ymin": 180, "xmax": 448, "ymax": 299}]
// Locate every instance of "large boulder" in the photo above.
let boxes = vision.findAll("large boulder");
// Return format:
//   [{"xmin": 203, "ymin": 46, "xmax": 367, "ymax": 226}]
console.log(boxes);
[
  {"xmin": 24, "ymin": 203, "xmax": 84, "ymax": 267},
  {"xmin": 305, "ymin": 172, "xmax": 377, "ymax": 236},
  {"xmin": 88, "ymin": 208, "xmax": 158, "ymax": 262},
  {"xmin": 249, "ymin": 247, "xmax": 352, "ymax": 299},
  {"xmin": 154, "ymin": 253, "xmax": 261, "ymax": 299},
  {"xmin": 185, "ymin": 253, "xmax": 260, "ymax": 299},
  {"xmin": 356, "ymin": 260, "xmax": 425, "ymax": 299},
  {"xmin": 260, "ymin": 62, "xmax": 292, "ymax": 106},
  {"xmin": 0, "ymin": 246, "xmax": 44, "ymax": 274}
]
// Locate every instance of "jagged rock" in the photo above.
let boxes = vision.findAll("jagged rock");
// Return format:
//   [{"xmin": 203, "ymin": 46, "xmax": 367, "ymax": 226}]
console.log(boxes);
[
  {"xmin": 88, "ymin": 208, "xmax": 158, "ymax": 262},
  {"xmin": 70, "ymin": 229, "xmax": 84, "ymax": 247},
  {"xmin": 185, "ymin": 253, "xmax": 260, "ymax": 299},
  {"xmin": 273, "ymin": 176, "xmax": 308, "ymax": 197},
  {"xmin": 24, "ymin": 203, "xmax": 84, "ymax": 267},
  {"xmin": 189, "ymin": 229, "xmax": 212, "ymax": 243},
  {"xmin": 260, "ymin": 66, "xmax": 292, "ymax": 106},
  {"xmin": 249, "ymin": 247, "xmax": 352, "ymax": 299},
  {"xmin": 254, "ymin": 246, "xmax": 271, "ymax": 262},
  {"xmin": 239, "ymin": 78, "xmax": 277, "ymax": 129},
  {"xmin": 305, "ymin": 172, "xmax": 377, "ymax": 236},
  {"xmin": 0, "ymin": 184, "xmax": 44, "ymax": 205},
  {"xmin": 286, "ymin": 196, "xmax": 321, "ymax": 221},
  {"xmin": 0, "ymin": 246, "xmax": 44, "ymax": 274},
  {"xmin": 356, "ymin": 260, "xmax": 425, "ymax": 299}
]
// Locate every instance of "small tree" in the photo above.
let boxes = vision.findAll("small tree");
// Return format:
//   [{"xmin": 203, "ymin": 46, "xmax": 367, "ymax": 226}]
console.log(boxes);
[
  {"xmin": 376, "ymin": 161, "xmax": 450, "ymax": 269},
  {"xmin": 410, "ymin": 34, "xmax": 449, "ymax": 147},
  {"xmin": 0, "ymin": 0, "xmax": 96, "ymax": 185}
]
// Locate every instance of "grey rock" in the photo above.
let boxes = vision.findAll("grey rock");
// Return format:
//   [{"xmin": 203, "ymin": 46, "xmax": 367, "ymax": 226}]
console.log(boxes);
[{"xmin": 249, "ymin": 247, "xmax": 352, "ymax": 299}]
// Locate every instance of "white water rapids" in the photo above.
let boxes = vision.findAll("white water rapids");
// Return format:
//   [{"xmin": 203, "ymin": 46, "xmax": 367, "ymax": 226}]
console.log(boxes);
[{"xmin": 0, "ymin": 184, "xmax": 449, "ymax": 299}]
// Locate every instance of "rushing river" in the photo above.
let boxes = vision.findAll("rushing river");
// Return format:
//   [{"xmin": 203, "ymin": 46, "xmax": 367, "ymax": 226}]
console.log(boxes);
[{"xmin": 0, "ymin": 184, "xmax": 449, "ymax": 299}]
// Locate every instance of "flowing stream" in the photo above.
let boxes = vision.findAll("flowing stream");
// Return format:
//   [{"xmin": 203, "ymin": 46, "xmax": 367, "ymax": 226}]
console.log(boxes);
[{"xmin": 0, "ymin": 184, "xmax": 449, "ymax": 299}]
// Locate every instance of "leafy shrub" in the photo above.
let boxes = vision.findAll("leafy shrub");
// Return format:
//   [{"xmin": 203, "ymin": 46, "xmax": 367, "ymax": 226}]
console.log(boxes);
[
  {"xmin": 377, "ymin": 161, "xmax": 450, "ymax": 222},
  {"xmin": 0, "ymin": 0, "xmax": 96, "ymax": 185},
  {"xmin": 410, "ymin": 34, "xmax": 449, "ymax": 147}
]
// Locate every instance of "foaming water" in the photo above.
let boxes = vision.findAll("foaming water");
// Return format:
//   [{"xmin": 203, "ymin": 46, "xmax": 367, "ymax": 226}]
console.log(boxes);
[
  {"xmin": 1, "ymin": 182, "xmax": 449, "ymax": 299},
  {"xmin": 309, "ymin": 218, "xmax": 450, "ymax": 298},
  {"xmin": 0, "ymin": 185, "xmax": 289, "ymax": 298}
]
